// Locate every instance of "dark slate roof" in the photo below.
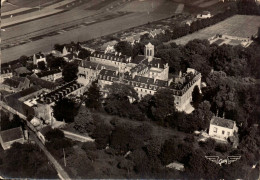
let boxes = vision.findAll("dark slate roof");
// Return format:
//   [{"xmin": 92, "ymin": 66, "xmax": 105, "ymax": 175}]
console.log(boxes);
[
  {"xmin": 11, "ymin": 63, "xmax": 23, "ymax": 70},
  {"xmin": 0, "ymin": 127, "xmax": 24, "ymax": 143},
  {"xmin": 81, "ymin": 61, "xmax": 100, "ymax": 70},
  {"xmin": 4, "ymin": 85, "xmax": 42, "ymax": 101},
  {"xmin": 27, "ymin": 76, "xmax": 58, "ymax": 90},
  {"xmin": 36, "ymin": 69, "xmax": 61, "ymax": 78},
  {"xmin": 133, "ymin": 76, "xmax": 154, "ymax": 84},
  {"xmin": 133, "ymin": 55, "xmax": 146, "ymax": 64},
  {"xmin": 210, "ymin": 117, "xmax": 235, "ymax": 129},
  {"xmin": 130, "ymin": 63, "xmax": 148, "ymax": 73},
  {"xmin": 150, "ymin": 57, "xmax": 164, "ymax": 69},
  {"xmin": 2, "ymin": 78, "xmax": 20, "ymax": 88},
  {"xmin": 92, "ymin": 51, "xmax": 129, "ymax": 63},
  {"xmin": 12, "ymin": 76, "xmax": 26, "ymax": 83},
  {"xmin": 154, "ymin": 79, "xmax": 168, "ymax": 87},
  {"xmin": 4, "ymin": 96, "xmax": 35, "ymax": 116},
  {"xmin": 14, "ymin": 67, "xmax": 31, "ymax": 75},
  {"xmin": 99, "ymin": 69, "xmax": 119, "ymax": 77},
  {"xmin": 37, "ymin": 81, "xmax": 83, "ymax": 104}
]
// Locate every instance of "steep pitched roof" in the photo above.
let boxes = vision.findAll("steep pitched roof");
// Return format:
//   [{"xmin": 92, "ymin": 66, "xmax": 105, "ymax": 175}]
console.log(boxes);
[
  {"xmin": 133, "ymin": 55, "xmax": 146, "ymax": 64},
  {"xmin": 14, "ymin": 67, "xmax": 31, "ymax": 75},
  {"xmin": 27, "ymin": 76, "xmax": 58, "ymax": 90},
  {"xmin": 99, "ymin": 69, "xmax": 118, "ymax": 77},
  {"xmin": 36, "ymin": 69, "xmax": 61, "ymax": 78},
  {"xmin": 0, "ymin": 127, "xmax": 24, "ymax": 143},
  {"xmin": 2, "ymin": 78, "xmax": 20, "ymax": 88},
  {"xmin": 133, "ymin": 76, "xmax": 154, "ymax": 84},
  {"xmin": 81, "ymin": 61, "xmax": 100, "ymax": 70},
  {"xmin": 210, "ymin": 116, "xmax": 235, "ymax": 129}
]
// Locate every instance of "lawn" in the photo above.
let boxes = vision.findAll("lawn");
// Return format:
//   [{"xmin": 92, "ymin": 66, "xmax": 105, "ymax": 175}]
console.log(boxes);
[{"xmin": 168, "ymin": 15, "xmax": 260, "ymax": 45}]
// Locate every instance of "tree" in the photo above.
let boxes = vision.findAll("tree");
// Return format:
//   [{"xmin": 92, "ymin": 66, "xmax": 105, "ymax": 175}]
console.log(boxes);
[
  {"xmin": 62, "ymin": 62, "xmax": 78, "ymax": 82},
  {"xmin": 46, "ymin": 54, "xmax": 66, "ymax": 70},
  {"xmin": 192, "ymin": 85, "xmax": 202, "ymax": 109},
  {"xmin": 19, "ymin": 55, "xmax": 29, "ymax": 66},
  {"xmin": 0, "ymin": 113, "xmax": 23, "ymax": 131},
  {"xmin": 85, "ymin": 80, "xmax": 102, "ymax": 109},
  {"xmin": 104, "ymin": 83, "xmax": 143, "ymax": 120},
  {"xmin": 78, "ymin": 49, "xmax": 91, "ymax": 59},
  {"xmin": 114, "ymin": 41, "xmax": 133, "ymax": 56},
  {"xmin": 91, "ymin": 119, "xmax": 112, "ymax": 149},
  {"xmin": 54, "ymin": 44, "xmax": 64, "ymax": 53},
  {"xmin": 37, "ymin": 61, "xmax": 46, "ymax": 70},
  {"xmin": 52, "ymin": 98, "xmax": 76, "ymax": 123},
  {"xmin": 151, "ymin": 88, "xmax": 175, "ymax": 124},
  {"xmin": 74, "ymin": 107, "xmax": 95, "ymax": 134},
  {"xmin": 1, "ymin": 143, "xmax": 57, "ymax": 179},
  {"xmin": 160, "ymin": 138, "xmax": 178, "ymax": 165},
  {"xmin": 45, "ymin": 128, "xmax": 64, "ymax": 142},
  {"xmin": 192, "ymin": 101, "xmax": 213, "ymax": 130}
]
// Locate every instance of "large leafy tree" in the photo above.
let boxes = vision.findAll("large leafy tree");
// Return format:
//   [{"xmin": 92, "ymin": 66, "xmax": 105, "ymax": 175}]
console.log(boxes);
[
  {"xmin": 192, "ymin": 85, "xmax": 203, "ymax": 109},
  {"xmin": 1, "ymin": 143, "xmax": 57, "ymax": 179},
  {"xmin": 52, "ymin": 98, "xmax": 76, "ymax": 123},
  {"xmin": 104, "ymin": 83, "xmax": 144, "ymax": 120},
  {"xmin": 45, "ymin": 128, "xmax": 65, "ymax": 142},
  {"xmin": 37, "ymin": 61, "xmax": 46, "ymax": 71},
  {"xmin": 62, "ymin": 62, "xmax": 78, "ymax": 82},
  {"xmin": 84, "ymin": 80, "xmax": 102, "ymax": 110},
  {"xmin": 74, "ymin": 107, "xmax": 95, "ymax": 134},
  {"xmin": 0, "ymin": 113, "xmax": 23, "ymax": 131},
  {"xmin": 114, "ymin": 41, "xmax": 133, "ymax": 56},
  {"xmin": 78, "ymin": 49, "xmax": 91, "ymax": 59},
  {"xmin": 46, "ymin": 54, "xmax": 66, "ymax": 70},
  {"xmin": 151, "ymin": 88, "xmax": 175, "ymax": 124}
]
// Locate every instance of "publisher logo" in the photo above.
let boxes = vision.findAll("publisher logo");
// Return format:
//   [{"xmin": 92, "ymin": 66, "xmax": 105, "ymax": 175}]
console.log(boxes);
[{"xmin": 205, "ymin": 156, "xmax": 241, "ymax": 166}]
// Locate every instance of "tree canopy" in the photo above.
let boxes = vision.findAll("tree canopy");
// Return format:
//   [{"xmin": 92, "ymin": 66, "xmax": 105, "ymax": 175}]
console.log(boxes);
[
  {"xmin": 52, "ymin": 98, "xmax": 77, "ymax": 123},
  {"xmin": 62, "ymin": 62, "xmax": 78, "ymax": 82},
  {"xmin": 84, "ymin": 80, "xmax": 102, "ymax": 110}
]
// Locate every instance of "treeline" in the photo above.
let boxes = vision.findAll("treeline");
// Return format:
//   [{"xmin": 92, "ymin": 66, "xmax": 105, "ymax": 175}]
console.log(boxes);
[
  {"xmin": 237, "ymin": 0, "xmax": 260, "ymax": 15},
  {"xmin": 142, "ymin": 5, "xmax": 237, "ymax": 44}
]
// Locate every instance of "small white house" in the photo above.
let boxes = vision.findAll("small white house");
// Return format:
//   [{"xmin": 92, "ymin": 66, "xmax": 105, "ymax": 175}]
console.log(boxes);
[
  {"xmin": 33, "ymin": 53, "xmax": 46, "ymax": 65},
  {"xmin": 166, "ymin": 162, "xmax": 185, "ymax": 171},
  {"xmin": 209, "ymin": 116, "xmax": 238, "ymax": 141},
  {"xmin": 197, "ymin": 11, "xmax": 212, "ymax": 19}
]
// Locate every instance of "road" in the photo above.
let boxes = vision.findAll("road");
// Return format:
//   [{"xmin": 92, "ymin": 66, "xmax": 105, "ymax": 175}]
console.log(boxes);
[
  {"xmin": 0, "ymin": 101, "xmax": 70, "ymax": 180},
  {"xmin": 28, "ymin": 129, "xmax": 71, "ymax": 180}
]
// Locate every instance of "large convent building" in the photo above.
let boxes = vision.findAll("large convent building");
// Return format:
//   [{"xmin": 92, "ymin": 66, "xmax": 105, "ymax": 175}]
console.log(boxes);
[{"xmin": 78, "ymin": 43, "xmax": 201, "ymax": 112}]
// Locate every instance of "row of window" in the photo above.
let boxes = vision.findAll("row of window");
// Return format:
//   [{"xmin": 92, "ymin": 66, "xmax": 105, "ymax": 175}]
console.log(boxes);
[
  {"xmin": 135, "ymin": 87, "xmax": 154, "ymax": 95},
  {"xmin": 213, "ymin": 127, "xmax": 231, "ymax": 136}
]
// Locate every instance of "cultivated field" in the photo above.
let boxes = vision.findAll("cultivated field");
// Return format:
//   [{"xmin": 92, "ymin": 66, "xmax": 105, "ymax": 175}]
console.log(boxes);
[
  {"xmin": 118, "ymin": 0, "xmax": 165, "ymax": 12},
  {"xmin": 167, "ymin": 15, "xmax": 260, "ymax": 45}
]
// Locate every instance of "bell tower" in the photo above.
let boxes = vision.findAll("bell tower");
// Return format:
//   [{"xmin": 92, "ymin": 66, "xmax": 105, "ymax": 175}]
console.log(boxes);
[{"xmin": 145, "ymin": 42, "xmax": 154, "ymax": 62}]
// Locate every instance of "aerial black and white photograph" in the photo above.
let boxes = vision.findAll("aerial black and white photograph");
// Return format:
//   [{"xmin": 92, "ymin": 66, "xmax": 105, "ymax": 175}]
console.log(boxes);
[{"xmin": 0, "ymin": 0, "xmax": 260, "ymax": 179}]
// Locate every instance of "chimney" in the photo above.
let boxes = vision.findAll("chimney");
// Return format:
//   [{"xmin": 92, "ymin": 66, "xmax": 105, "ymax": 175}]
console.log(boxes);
[
  {"xmin": 119, "ymin": 52, "xmax": 121, "ymax": 56},
  {"xmin": 223, "ymin": 111, "xmax": 225, "ymax": 119},
  {"xmin": 179, "ymin": 71, "xmax": 182, "ymax": 77},
  {"xmin": 24, "ymin": 130, "xmax": 29, "ymax": 140},
  {"xmin": 158, "ymin": 64, "xmax": 160, "ymax": 68}
]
